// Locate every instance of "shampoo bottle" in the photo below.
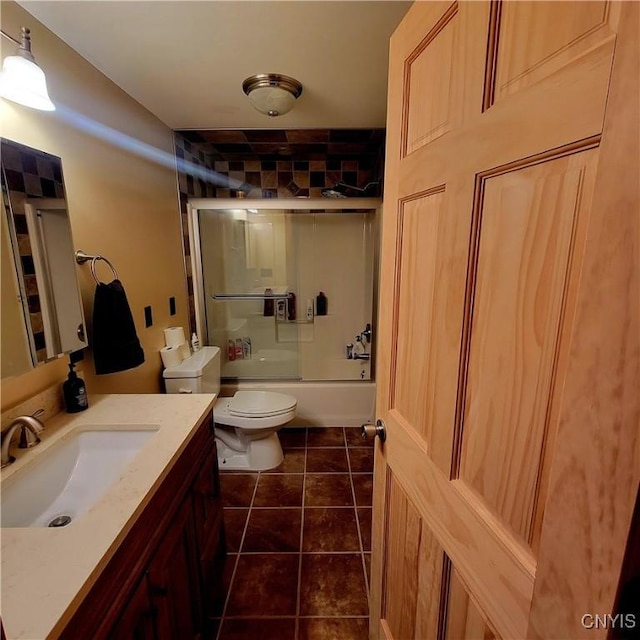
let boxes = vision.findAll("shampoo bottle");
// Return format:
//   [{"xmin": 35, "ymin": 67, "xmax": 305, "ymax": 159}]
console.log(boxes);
[
  {"xmin": 191, "ymin": 332, "xmax": 200, "ymax": 352},
  {"xmin": 63, "ymin": 361, "xmax": 88, "ymax": 413},
  {"xmin": 316, "ymin": 291, "xmax": 328, "ymax": 315},
  {"xmin": 287, "ymin": 292, "xmax": 296, "ymax": 321},
  {"xmin": 264, "ymin": 288, "xmax": 274, "ymax": 316}
]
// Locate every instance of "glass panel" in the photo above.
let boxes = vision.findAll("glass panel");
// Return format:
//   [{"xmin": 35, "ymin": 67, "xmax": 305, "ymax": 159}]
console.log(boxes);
[{"xmin": 198, "ymin": 207, "xmax": 376, "ymax": 381}]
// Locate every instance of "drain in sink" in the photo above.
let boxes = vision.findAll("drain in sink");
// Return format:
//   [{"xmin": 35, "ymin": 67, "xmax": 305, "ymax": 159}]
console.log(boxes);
[{"xmin": 48, "ymin": 515, "xmax": 72, "ymax": 527}]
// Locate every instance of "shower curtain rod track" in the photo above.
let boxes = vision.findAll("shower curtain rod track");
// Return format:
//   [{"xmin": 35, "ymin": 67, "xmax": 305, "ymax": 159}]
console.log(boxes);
[{"xmin": 212, "ymin": 293, "xmax": 291, "ymax": 301}]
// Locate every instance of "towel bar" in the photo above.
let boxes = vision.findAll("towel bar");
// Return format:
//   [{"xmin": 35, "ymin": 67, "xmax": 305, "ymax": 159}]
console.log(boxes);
[{"xmin": 75, "ymin": 250, "xmax": 119, "ymax": 284}]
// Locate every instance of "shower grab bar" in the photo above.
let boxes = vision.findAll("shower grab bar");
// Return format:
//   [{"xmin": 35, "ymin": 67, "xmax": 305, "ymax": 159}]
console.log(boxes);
[{"xmin": 211, "ymin": 293, "xmax": 291, "ymax": 301}]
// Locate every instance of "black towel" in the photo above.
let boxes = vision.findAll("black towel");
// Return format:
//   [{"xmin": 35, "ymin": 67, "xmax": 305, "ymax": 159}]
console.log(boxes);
[{"xmin": 92, "ymin": 279, "xmax": 145, "ymax": 375}]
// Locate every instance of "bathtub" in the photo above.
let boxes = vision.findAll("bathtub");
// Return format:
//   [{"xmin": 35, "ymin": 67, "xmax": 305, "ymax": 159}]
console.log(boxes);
[
  {"xmin": 222, "ymin": 349, "xmax": 298, "ymax": 378},
  {"xmin": 222, "ymin": 350, "xmax": 371, "ymax": 382},
  {"xmin": 220, "ymin": 380, "xmax": 376, "ymax": 427}
]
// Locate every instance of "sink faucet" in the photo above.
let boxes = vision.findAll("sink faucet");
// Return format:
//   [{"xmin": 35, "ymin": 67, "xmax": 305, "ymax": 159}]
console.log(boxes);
[{"xmin": 1, "ymin": 413, "xmax": 45, "ymax": 469}]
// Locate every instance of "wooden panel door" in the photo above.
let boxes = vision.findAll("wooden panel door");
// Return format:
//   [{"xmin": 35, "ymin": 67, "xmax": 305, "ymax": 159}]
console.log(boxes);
[
  {"xmin": 108, "ymin": 573, "xmax": 157, "ymax": 640},
  {"xmin": 148, "ymin": 498, "xmax": 202, "ymax": 640},
  {"xmin": 372, "ymin": 2, "xmax": 639, "ymax": 639}
]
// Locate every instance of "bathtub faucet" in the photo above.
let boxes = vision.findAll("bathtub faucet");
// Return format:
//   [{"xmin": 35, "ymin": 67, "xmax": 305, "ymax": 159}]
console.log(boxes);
[{"xmin": 352, "ymin": 352, "xmax": 370, "ymax": 361}]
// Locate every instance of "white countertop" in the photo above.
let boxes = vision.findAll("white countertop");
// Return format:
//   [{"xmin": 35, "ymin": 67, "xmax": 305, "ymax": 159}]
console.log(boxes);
[{"xmin": 1, "ymin": 393, "xmax": 216, "ymax": 640}]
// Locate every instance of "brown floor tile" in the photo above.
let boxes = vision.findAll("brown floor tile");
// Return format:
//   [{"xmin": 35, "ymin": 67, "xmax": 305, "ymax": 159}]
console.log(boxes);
[
  {"xmin": 305, "ymin": 474, "xmax": 353, "ymax": 507},
  {"xmin": 345, "ymin": 427, "xmax": 374, "ymax": 448},
  {"xmin": 243, "ymin": 508, "xmax": 302, "ymax": 552},
  {"xmin": 218, "ymin": 617, "xmax": 296, "ymax": 640},
  {"xmin": 264, "ymin": 449, "xmax": 305, "ymax": 474},
  {"xmin": 298, "ymin": 617, "xmax": 369, "ymax": 640},
  {"xmin": 303, "ymin": 507, "xmax": 360, "ymax": 551},
  {"xmin": 253, "ymin": 474, "xmax": 304, "ymax": 507},
  {"xmin": 357, "ymin": 508, "xmax": 372, "ymax": 551},
  {"xmin": 348, "ymin": 447, "xmax": 374, "ymax": 473},
  {"xmin": 279, "ymin": 427, "xmax": 307, "ymax": 449},
  {"xmin": 306, "ymin": 448, "xmax": 349, "ymax": 473},
  {"xmin": 352, "ymin": 474, "xmax": 373, "ymax": 507},
  {"xmin": 220, "ymin": 474, "xmax": 258, "ymax": 507},
  {"xmin": 307, "ymin": 427, "xmax": 345, "ymax": 447},
  {"xmin": 223, "ymin": 508, "xmax": 248, "ymax": 552},
  {"xmin": 299, "ymin": 554, "xmax": 368, "ymax": 616},
  {"xmin": 226, "ymin": 554, "xmax": 299, "ymax": 616}
]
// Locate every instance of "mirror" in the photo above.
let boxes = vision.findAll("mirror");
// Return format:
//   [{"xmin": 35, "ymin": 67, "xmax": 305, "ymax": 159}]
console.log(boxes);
[{"xmin": 1, "ymin": 138, "xmax": 87, "ymax": 379}]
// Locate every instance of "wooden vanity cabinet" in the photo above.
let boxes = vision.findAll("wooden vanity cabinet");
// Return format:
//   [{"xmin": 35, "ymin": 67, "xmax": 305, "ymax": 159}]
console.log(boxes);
[
  {"xmin": 191, "ymin": 443, "xmax": 227, "ymax": 615},
  {"xmin": 107, "ymin": 572, "xmax": 156, "ymax": 640},
  {"xmin": 59, "ymin": 412, "xmax": 225, "ymax": 640}
]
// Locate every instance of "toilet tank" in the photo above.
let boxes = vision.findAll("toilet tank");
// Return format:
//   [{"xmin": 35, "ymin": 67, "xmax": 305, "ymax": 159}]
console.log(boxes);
[{"xmin": 163, "ymin": 346, "xmax": 220, "ymax": 395}]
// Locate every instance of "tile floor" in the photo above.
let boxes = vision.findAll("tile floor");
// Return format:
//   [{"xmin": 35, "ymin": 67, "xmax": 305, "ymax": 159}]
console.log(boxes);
[{"xmin": 209, "ymin": 426, "xmax": 374, "ymax": 640}]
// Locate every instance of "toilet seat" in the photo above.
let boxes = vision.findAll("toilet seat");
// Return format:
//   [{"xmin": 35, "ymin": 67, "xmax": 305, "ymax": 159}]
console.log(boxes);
[
  {"xmin": 213, "ymin": 392, "xmax": 297, "ymax": 430},
  {"xmin": 228, "ymin": 391, "xmax": 297, "ymax": 418}
]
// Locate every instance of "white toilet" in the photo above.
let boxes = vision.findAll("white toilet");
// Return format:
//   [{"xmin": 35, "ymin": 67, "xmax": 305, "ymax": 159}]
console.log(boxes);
[{"xmin": 163, "ymin": 346, "xmax": 296, "ymax": 471}]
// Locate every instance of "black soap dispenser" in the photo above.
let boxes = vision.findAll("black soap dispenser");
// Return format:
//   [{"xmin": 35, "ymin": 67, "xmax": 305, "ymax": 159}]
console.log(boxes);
[{"xmin": 63, "ymin": 360, "xmax": 89, "ymax": 413}]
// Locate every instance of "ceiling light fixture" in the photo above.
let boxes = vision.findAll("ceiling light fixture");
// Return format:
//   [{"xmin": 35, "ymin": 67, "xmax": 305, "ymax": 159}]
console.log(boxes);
[
  {"xmin": 0, "ymin": 27, "xmax": 55, "ymax": 111},
  {"xmin": 242, "ymin": 73, "xmax": 302, "ymax": 117}
]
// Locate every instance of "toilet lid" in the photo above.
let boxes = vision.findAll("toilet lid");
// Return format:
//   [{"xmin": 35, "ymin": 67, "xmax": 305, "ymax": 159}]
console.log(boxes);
[{"xmin": 228, "ymin": 391, "xmax": 297, "ymax": 418}]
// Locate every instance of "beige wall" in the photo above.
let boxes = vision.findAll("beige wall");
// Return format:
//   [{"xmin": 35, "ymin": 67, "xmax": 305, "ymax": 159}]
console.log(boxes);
[{"xmin": 0, "ymin": 2, "xmax": 188, "ymax": 409}]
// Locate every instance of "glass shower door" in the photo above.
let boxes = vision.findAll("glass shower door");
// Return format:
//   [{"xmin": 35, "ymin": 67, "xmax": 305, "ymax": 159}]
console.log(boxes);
[{"xmin": 199, "ymin": 208, "xmax": 300, "ymax": 379}]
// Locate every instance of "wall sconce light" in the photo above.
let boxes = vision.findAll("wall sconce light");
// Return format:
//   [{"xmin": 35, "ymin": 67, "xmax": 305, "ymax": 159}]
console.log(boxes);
[
  {"xmin": 242, "ymin": 73, "xmax": 302, "ymax": 117},
  {"xmin": 0, "ymin": 27, "xmax": 55, "ymax": 111}
]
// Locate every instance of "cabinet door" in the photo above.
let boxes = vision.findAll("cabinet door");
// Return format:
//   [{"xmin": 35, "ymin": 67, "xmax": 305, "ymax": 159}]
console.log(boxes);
[
  {"xmin": 108, "ymin": 573, "xmax": 156, "ymax": 640},
  {"xmin": 192, "ymin": 442, "xmax": 226, "ymax": 614},
  {"xmin": 148, "ymin": 498, "xmax": 202, "ymax": 640}
]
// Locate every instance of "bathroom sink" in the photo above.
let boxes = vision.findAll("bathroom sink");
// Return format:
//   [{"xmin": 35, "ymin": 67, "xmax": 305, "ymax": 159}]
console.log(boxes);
[{"xmin": 1, "ymin": 426, "xmax": 158, "ymax": 528}]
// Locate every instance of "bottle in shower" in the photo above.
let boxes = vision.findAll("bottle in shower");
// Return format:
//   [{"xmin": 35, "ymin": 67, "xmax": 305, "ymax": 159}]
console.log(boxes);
[
  {"xmin": 227, "ymin": 339, "xmax": 236, "ymax": 361},
  {"xmin": 287, "ymin": 292, "xmax": 296, "ymax": 321},
  {"xmin": 264, "ymin": 288, "xmax": 274, "ymax": 316},
  {"xmin": 316, "ymin": 291, "xmax": 328, "ymax": 315}
]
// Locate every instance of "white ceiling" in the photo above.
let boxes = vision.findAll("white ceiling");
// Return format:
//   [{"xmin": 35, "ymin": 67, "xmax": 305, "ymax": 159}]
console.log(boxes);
[{"xmin": 19, "ymin": 1, "xmax": 411, "ymax": 130}]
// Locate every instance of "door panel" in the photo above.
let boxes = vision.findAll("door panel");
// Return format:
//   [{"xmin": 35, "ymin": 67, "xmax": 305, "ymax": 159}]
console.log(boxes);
[
  {"xmin": 373, "ymin": 2, "xmax": 638, "ymax": 640},
  {"xmin": 459, "ymin": 149, "xmax": 599, "ymax": 547},
  {"xmin": 405, "ymin": 3, "xmax": 460, "ymax": 153},
  {"xmin": 491, "ymin": 1, "xmax": 620, "ymax": 103},
  {"xmin": 383, "ymin": 475, "xmax": 445, "ymax": 639},
  {"xmin": 444, "ymin": 567, "xmax": 496, "ymax": 640},
  {"xmin": 392, "ymin": 190, "xmax": 460, "ymax": 475}
]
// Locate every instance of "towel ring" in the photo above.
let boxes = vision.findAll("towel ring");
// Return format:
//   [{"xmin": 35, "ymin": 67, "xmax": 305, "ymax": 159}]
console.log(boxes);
[
  {"xmin": 90, "ymin": 256, "xmax": 118, "ymax": 285},
  {"xmin": 75, "ymin": 250, "xmax": 120, "ymax": 285}
]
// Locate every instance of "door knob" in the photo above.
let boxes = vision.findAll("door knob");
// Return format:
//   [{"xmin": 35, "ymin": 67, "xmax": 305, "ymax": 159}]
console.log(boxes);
[{"xmin": 361, "ymin": 419, "xmax": 386, "ymax": 443}]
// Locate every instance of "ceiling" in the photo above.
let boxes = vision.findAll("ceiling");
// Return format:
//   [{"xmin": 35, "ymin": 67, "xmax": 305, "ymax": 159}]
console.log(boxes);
[{"xmin": 19, "ymin": 1, "xmax": 411, "ymax": 131}]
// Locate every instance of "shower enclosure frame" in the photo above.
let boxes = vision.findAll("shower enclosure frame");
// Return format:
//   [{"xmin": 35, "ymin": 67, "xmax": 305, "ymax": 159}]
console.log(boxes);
[{"xmin": 186, "ymin": 198, "xmax": 382, "ymax": 383}]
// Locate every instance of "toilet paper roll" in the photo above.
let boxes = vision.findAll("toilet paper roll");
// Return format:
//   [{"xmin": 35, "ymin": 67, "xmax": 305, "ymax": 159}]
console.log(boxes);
[
  {"xmin": 160, "ymin": 345, "xmax": 183, "ymax": 369},
  {"xmin": 178, "ymin": 342, "xmax": 191, "ymax": 360},
  {"xmin": 164, "ymin": 326, "xmax": 186, "ymax": 348}
]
